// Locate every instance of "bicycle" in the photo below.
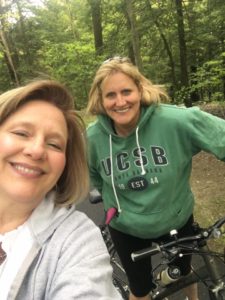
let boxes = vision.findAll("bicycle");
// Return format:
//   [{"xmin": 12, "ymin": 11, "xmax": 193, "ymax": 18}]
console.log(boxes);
[
  {"xmin": 89, "ymin": 189, "xmax": 225, "ymax": 299},
  {"xmin": 89, "ymin": 189, "xmax": 129, "ymax": 300}
]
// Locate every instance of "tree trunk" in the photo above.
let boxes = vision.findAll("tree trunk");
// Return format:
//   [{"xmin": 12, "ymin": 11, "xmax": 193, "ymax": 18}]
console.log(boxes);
[
  {"xmin": 175, "ymin": 0, "xmax": 191, "ymax": 107},
  {"xmin": 147, "ymin": 0, "xmax": 177, "ymax": 98},
  {"xmin": 124, "ymin": 0, "xmax": 143, "ymax": 71},
  {"xmin": 123, "ymin": 4, "xmax": 135, "ymax": 64},
  {"xmin": 88, "ymin": 0, "xmax": 103, "ymax": 55},
  {"xmin": 0, "ymin": 29, "xmax": 20, "ymax": 86},
  {"xmin": 16, "ymin": 0, "xmax": 33, "ymax": 68},
  {"xmin": 64, "ymin": 0, "xmax": 80, "ymax": 39}
]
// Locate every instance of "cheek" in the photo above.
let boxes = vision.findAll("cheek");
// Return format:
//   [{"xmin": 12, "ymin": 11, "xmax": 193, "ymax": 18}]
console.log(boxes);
[
  {"xmin": 102, "ymin": 98, "xmax": 107, "ymax": 109},
  {"xmin": 103, "ymin": 99, "xmax": 112, "ymax": 111},
  {"xmin": 133, "ymin": 93, "xmax": 141, "ymax": 107},
  {"xmin": 0, "ymin": 135, "xmax": 18, "ymax": 154},
  {"xmin": 52, "ymin": 154, "xmax": 67, "ymax": 177},
  {"xmin": 135, "ymin": 91, "xmax": 142, "ymax": 102}
]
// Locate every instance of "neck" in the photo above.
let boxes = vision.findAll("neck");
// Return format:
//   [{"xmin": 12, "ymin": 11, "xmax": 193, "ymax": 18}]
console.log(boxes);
[
  {"xmin": 114, "ymin": 124, "xmax": 136, "ymax": 137},
  {"xmin": 113, "ymin": 110, "xmax": 141, "ymax": 137},
  {"xmin": 0, "ymin": 203, "xmax": 33, "ymax": 234}
]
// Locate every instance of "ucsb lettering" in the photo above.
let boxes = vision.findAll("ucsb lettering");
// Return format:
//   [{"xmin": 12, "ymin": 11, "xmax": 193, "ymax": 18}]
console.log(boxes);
[{"xmin": 101, "ymin": 146, "xmax": 168, "ymax": 176}]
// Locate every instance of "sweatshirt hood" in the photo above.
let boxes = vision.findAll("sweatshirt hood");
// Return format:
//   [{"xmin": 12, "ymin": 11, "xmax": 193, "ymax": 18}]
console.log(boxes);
[
  {"xmin": 97, "ymin": 104, "xmax": 156, "ymax": 135},
  {"xmin": 27, "ymin": 192, "xmax": 76, "ymax": 245}
]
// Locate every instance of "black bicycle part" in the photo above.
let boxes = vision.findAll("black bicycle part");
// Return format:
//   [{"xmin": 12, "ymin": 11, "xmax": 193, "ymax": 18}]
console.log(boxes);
[
  {"xmin": 152, "ymin": 261, "xmax": 225, "ymax": 300},
  {"xmin": 112, "ymin": 262, "xmax": 129, "ymax": 300},
  {"xmin": 100, "ymin": 224, "xmax": 129, "ymax": 299},
  {"xmin": 131, "ymin": 215, "xmax": 225, "ymax": 300},
  {"xmin": 131, "ymin": 215, "xmax": 225, "ymax": 262}
]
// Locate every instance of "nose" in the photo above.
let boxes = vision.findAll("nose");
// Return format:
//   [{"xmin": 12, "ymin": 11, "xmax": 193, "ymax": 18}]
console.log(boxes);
[
  {"xmin": 23, "ymin": 140, "xmax": 47, "ymax": 160},
  {"xmin": 116, "ymin": 94, "xmax": 126, "ymax": 106}
]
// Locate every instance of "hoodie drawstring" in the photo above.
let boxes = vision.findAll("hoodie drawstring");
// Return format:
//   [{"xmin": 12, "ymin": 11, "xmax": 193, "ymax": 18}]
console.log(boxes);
[
  {"xmin": 109, "ymin": 134, "xmax": 122, "ymax": 213},
  {"xmin": 109, "ymin": 128, "xmax": 146, "ymax": 213},
  {"xmin": 135, "ymin": 127, "xmax": 146, "ymax": 175}
]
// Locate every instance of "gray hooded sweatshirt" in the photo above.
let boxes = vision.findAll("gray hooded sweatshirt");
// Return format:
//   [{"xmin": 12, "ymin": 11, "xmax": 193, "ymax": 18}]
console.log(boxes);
[{"xmin": 7, "ymin": 193, "xmax": 122, "ymax": 300}]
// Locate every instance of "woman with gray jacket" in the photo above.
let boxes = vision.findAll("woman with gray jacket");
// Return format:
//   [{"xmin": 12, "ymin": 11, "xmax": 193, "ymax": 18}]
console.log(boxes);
[{"xmin": 0, "ymin": 80, "xmax": 122, "ymax": 300}]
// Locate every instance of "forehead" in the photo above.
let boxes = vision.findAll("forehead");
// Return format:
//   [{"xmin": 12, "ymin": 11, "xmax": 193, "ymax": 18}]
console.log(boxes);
[
  {"xmin": 101, "ymin": 71, "xmax": 136, "ymax": 89},
  {"xmin": 3, "ymin": 100, "xmax": 68, "ymax": 134}
]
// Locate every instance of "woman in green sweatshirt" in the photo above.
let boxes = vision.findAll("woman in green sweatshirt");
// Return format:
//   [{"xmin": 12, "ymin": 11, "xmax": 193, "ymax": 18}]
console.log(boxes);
[{"xmin": 86, "ymin": 57, "xmax": 225, "ymax": 300}]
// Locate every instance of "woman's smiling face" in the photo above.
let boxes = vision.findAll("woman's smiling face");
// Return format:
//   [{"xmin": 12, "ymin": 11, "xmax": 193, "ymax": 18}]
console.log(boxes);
[
  {"xmin": 0, "ymin": 100, "xmax": 68, "ymax": 207},
  {"xmin": 101, "ymin": 72, "xmax": 142, "ymax": 136}
]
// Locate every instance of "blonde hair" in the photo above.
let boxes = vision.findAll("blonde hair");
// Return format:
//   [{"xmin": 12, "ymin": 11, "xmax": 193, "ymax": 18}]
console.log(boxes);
[
  {"xmin": 87, "ymin": 57, "xmax": 169, "ymax": 115},
  {"xmin": 0, "ymin": 80, "xmax": 89, "ymax": 206}
]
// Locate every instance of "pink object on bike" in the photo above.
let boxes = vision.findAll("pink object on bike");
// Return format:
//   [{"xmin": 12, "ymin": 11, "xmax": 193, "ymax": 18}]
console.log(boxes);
[{"xmin": 105, "ymin": 207, "xmax": 117, "ymax": 224}]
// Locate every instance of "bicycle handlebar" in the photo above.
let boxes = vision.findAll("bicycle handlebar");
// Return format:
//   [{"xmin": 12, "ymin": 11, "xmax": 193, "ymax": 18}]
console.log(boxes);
[
  {"xmin": 131, "ymin": 215, "xmax": 225, "ymax": 262},
  {"xmin": 88, "ymin": 190, "xmax": 225, "ymax": 262},
  {"xmin": 131, "ymin": 244, "xmax": 161, "ymax": 261}
]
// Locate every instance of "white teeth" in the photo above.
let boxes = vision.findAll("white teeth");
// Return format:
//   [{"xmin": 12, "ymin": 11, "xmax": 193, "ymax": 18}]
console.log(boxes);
[
  {"xmin": 14, "ymin": 165, "xmax": 41, "ymax": 175},
  {"xmin": 115, "ymin": 108, "xmax": 129, "ymax": 113}
]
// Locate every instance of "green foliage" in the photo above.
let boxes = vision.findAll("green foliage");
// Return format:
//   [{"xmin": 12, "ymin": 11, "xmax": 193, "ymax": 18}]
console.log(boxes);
[
  {"xmin": 0, "ymin": 0, "xmax": 225, "ymax": 107},
  {"xmin": 0, "ymin": 56, "xmax": 13, "ymax": 91},
  {"xmin": 190, "ymin": 53, "xmax": 225, "ymax": 102},
  {"xmin": 174, "ymin": 86, "xmax": 191, "ymax": 105},
  {"xmin": 39, "ymin": 40, "xmax": 102, "ymax": 108}
]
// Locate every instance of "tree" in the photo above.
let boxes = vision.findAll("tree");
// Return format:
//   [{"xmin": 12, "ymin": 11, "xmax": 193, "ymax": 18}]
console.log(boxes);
[
  {"xmin": 88, "ymin": 0, "xmax": 103, "ymax": 55},
  {"xmin": 0, "ymin": 0, "xmax": 20, "ymax": 85},
  {"xmin": 175, "ymin": 0, "xmax": 190, "ymax": 106},
  {"xmin": 124, "ymin": 0, "xmax": 142, "ymax": 70},
  {"xmin": 146, "ymin": 0, "xmax": 177, "ymax": 97},
  {"xmin": 0, "ymin": 0, "xmax": 224, "ymax": 106}
]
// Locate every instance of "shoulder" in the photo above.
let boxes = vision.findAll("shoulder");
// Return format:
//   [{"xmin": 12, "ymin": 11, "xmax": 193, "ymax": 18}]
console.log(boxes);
[
  {"xmin": 156, "ymin": 104, "xmax": 225, "ymax": 123},
  {"xmin": 54, "ymin": 209, "xmax": 106, "ymax": 254},
  {"xmin": 58, "ymin": 209, "xmax": 99, "ymax": 236},
  {"xmin": 153, "ymin": 104, "xmax": 205, "ymax": 123},
  {"xmin": 155, "ymin": 103, "xmax": 198, "ymax": 115}
]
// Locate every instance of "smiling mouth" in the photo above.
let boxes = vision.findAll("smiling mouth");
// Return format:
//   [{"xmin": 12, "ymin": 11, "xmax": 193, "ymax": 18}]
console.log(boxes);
[
  {"xmin": 114, "ymin": 108, "xmax": 130, "ymax": 113},
  {"xmin": 11, "ymin": 163, "xmax": 44, "ymax": 176}
]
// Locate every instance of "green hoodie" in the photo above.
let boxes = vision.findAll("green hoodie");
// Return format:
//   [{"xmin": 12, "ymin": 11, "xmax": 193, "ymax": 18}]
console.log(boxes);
[{"xmin": 87, "ymin": 104, "xmax": 225, "ymax": 239}]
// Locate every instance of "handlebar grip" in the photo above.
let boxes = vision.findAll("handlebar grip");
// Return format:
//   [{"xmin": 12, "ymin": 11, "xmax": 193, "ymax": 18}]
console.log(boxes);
[
  {"xmin": 89, "ymin": 189, "xmax": 102, "ymax": 204},
  {"xmin": 131, "ymin": 244, "xmax": 161, "ymax": 262}
]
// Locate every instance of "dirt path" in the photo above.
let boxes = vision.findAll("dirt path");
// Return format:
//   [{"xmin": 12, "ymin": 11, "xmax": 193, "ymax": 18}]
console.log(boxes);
[{"xmin": 191, "ymin": 152, "xmax": 225, "ymax": 249}]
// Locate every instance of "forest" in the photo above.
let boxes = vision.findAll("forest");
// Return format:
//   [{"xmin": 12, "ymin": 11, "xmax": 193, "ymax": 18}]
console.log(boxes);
[{"xmin": 0, "ymin": 0, "xmax": 225, "ymax": 109}]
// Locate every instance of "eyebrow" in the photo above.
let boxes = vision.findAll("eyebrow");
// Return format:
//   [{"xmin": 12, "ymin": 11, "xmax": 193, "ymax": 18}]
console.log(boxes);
[
  {"xmin": 105, "ymin": 91, "xmax": 116, "ymax": 96},
  {"xmin": 9, "ymin": 121, "xmax": 67, "ymax": 143}
]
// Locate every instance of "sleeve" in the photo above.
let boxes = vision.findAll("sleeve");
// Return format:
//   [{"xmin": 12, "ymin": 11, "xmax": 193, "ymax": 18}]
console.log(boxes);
[
  {"xmin": 87, "ymin": 133, "xmax": 103, "ymax": 193},
  {"xmin": 49, "ymin": 212, "xmax": 123, "ymax": 300},
  {"xmin": 89, "ymin": 164, "xmax": 103, "ymax": 193},
  {"xmin": 186, "ymin": 107, "xmax": 225, "ymax": 161}
]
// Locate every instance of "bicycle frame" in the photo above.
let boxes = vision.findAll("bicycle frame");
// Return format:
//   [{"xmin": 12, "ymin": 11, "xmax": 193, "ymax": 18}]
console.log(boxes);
[
  {"xmin": 200, "ymin": 244, "xmax": 225, "ymax": 297},
  {"xmin": 151, "ymin": 244, "xmax": 225, "ymax": 300}
]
